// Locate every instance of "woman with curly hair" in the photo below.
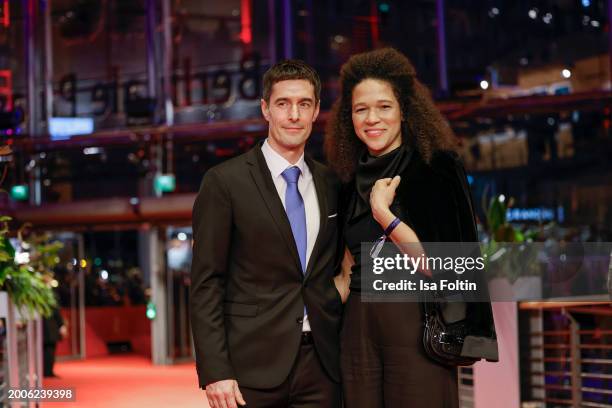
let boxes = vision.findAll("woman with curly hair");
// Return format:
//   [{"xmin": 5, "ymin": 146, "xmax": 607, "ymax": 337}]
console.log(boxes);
[{"xmin": 327, "ymin": 48, "xmax": 497, "ymax": 407}]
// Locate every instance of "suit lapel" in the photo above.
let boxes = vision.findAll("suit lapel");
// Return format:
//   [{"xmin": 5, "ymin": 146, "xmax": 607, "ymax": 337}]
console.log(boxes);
[
  {"xmin": 304, "ymin": 155, "xmax": 327, "ymax": 279},
  {"xmin": 246, "ymin": 145, "xmax": 303, "ymax": 276}
]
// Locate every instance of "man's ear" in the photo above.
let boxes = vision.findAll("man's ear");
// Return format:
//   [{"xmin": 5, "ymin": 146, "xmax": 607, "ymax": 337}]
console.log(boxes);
[
  {"xmin": 261, "ymin": 98, "xmax": 270, "ymax": 121},
  {"xmin": 312, "ymin": 100, "xmax": 321, "ymax": 122}
]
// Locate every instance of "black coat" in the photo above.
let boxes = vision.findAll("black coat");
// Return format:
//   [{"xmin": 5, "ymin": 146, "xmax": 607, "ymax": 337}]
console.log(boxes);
[
  {"xmin": 342, "ymin": 149, "xmax": 498, "ymax": 357},
  {"xmin": 190, "ymin": 143, "xmax": 343, "ymax": 389}
]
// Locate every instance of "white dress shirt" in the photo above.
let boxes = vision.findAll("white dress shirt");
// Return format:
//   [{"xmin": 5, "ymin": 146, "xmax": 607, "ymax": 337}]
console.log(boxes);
[{"xmin": 261, "ymin": 139, "xmax": 320, "ymax": 332}]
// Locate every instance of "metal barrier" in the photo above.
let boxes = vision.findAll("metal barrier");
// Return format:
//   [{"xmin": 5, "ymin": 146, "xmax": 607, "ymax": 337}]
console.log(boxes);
[
  {"xmin": 0, "ymin": 292, "xmax": 43, "ymax": 408},
  {"xmin": 459, "ymin": 366, "xmax": 475, "ymax": 408},
  {"xmin": 520, "ymin": 303, "xmax": 612, "ymax": 407}
]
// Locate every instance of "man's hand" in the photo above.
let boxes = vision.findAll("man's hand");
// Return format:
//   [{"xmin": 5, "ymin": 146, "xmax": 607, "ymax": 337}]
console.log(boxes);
[
  {"xmin": 334, "ymin": 247, "xmax": 353, "ymax": 303},
  {"xmin": 205, "ymin": 379, "xmax": 246, "ymax": 408},
  {"xmin": 59, "ymin": 325, "xmax": 68, "ymax": 340}
]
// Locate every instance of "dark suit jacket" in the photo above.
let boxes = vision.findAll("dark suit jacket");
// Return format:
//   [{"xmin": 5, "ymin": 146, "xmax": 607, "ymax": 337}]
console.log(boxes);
[
  {"xmin": 190, "ymin": 143, "xmax": 343, "ymax": 389},
  {"xmin": 43, "ymin": 303, "xmax": 64, "ymax": 345}
]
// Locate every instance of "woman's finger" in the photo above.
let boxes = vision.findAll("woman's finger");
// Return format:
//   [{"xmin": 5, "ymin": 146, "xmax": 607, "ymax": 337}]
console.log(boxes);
[
  {"xmin": 389, "ymin": 175, "xmax": 401, "ymax": 190},
  {"xmin": 375, "ymin": 178, "xmax": 392, "ymax": 186}
]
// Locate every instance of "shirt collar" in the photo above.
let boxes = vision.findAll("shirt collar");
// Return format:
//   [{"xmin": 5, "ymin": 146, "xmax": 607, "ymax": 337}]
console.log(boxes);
[{"xmin": 261, "ymin": 139, "xmax": 309, "ymax": 180}]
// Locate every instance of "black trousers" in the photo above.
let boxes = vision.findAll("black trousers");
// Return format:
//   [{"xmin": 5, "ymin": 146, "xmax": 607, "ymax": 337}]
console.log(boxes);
[
  {"xmin": 43, "ymin": 343, "xmax": 57, "ymax": 377},
  {"xmin": 341, "ymin": 292, "xmax": 458, "ymax": 408},
  {"xmin": 241, "ymin": 335, "xmax": 341, "ymax": 408}
]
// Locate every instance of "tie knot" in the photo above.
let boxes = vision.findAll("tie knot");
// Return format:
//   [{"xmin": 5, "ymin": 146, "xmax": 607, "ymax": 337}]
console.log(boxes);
[{"xmin": 281, "ymin": 166, "xmax": 301, "ymax": 184}]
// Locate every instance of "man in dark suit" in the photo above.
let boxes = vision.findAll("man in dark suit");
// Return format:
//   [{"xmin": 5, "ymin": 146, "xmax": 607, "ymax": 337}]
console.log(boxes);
[
  {"xmin": 190, "ymin": 60, "xmax": 342, "ymax": 408},
  {"xmin": 43, "ymin": 294, "xmax": 67, "ymax": 377}
]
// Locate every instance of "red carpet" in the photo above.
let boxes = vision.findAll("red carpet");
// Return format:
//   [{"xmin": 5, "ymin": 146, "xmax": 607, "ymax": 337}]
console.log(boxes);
[{"xmin": 43, "ymin": 354, "xmax": 210, "ymax": 407}]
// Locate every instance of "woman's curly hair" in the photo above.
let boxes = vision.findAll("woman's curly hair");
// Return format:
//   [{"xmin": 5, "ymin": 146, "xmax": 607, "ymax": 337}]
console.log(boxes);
[{"xmin": 324, "ymin": 48, "xmax": 457, "ymax": 182}]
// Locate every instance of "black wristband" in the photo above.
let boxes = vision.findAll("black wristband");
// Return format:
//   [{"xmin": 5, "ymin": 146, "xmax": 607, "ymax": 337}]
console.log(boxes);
[{"xmin": 384, "ymin": 217, "xmax": 401, "ymax": 236}]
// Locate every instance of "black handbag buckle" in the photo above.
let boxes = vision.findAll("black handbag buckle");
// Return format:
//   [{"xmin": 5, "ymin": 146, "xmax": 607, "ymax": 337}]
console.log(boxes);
[{"xmin": 437, "ymin": 331, "xmax": 464, "ymax": 345}]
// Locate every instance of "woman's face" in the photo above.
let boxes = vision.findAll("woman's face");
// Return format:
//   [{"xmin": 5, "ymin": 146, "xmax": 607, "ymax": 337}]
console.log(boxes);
[{"xmin": 351, "ymin": 78, "xmax": 403, "ymax": 156}]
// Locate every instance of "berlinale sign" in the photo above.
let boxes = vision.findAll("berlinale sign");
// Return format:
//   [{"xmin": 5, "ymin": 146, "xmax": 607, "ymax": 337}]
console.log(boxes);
[
  {"xmin": 0, "ymin": 53, "xmax": 261, "ymax": 128},
  {"xmin": 55, "ymin": 53, "xmax": 261, "ymax": 118}
]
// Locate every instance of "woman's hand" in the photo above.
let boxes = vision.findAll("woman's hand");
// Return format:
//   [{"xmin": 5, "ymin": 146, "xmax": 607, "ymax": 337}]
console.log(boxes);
[{"xmin": 370, "ymin": 175, "xmax": 401, "ymax": 225}]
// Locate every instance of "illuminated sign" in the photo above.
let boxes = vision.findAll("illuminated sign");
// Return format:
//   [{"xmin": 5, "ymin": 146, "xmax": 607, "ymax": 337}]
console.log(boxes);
[
  {"xmin": 0, "ymin": 70, "xmax": 12, "ymax": 111},
  {"xmin": 154, "ymin": 174, "xmax": 176, "ymax": 194},
  {"xmin": 0, "ymin": 0, "xmax": 9, "ymax": 27},
  {"xmin": 49, "ymin": 117, "xmax": 94, "ymax": 140},
  {"xmin": 146, "ymin": 301, "xmax": 157, "ymax": 320},
  {"xmin": 10, "ymin": 185, "xmax": 28, "ymax": 201},
  {"xmin": 506, "ymin": 206, "xmax": 565, "ymax": 223}
]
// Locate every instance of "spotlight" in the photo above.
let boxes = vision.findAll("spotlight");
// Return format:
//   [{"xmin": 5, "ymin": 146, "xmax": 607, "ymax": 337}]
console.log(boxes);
[
  {"xmin": 528, "ymin": 9, "xmax": 537, "ymax": 19},
  {"xmin": 83, "ymin": 147, "xmax": 101, "ymax": 155},
  {"xmin": 561, "ymin": 69, "xmax": 571, "ymax": 79},
  {"xmin": 480, "ymin": 80, "xmax": 489, "ymax": 90},
  {"xmin": 15, "ymin": 252, "xmax": 30, "ymax": 264}
]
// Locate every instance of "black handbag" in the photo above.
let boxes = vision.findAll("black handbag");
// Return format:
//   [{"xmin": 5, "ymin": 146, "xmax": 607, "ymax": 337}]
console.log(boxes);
[{"xmin": 421, "ymin": 294, "xmax": 480, "ymax": 367}]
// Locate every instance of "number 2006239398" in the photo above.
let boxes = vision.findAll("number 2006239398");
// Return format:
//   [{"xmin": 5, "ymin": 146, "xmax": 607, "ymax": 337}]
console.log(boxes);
[{"xmin": 8, "ymin": 388, "xmax": 75, "ymax": 402}]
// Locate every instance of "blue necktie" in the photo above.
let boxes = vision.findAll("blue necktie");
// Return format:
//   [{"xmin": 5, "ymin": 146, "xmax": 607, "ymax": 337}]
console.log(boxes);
[{"xmin": 281, "ymin": 166, "xmax": 307, "ymax": 273}]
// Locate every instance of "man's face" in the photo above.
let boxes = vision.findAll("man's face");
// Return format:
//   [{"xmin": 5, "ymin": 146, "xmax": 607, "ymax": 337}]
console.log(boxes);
[{"xmin": 261, "ymin": 79, "xmax": 320, "ymax": 153}]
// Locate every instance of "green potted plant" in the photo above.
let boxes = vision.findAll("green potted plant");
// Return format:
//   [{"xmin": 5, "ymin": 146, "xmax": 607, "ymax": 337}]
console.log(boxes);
[
  {"xmin": 0, "ymin": 217, "xmax": 60, "ymax": 318},
  {"xmin": 481, "ymin": 192, "xmax": 542, "ymax": 300}
]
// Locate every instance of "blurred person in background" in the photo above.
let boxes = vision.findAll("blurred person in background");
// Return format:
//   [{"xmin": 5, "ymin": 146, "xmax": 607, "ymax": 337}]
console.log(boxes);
[{"xmin": 43, "ymin": 275, "xmax": 68, "ymax": 378}]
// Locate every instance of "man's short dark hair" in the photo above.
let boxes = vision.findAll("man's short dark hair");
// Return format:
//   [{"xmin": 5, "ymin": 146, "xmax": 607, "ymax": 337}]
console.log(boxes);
[{"xmin": 262, "ymin": 60, "xmax": 321, "ymax": 103}]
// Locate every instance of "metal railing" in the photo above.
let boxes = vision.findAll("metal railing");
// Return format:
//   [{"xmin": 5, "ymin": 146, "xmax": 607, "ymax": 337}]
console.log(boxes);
[
  {"xmin": 0, "ymin": 292, "xmax": 43, "ymax": 408},
  {"xmin": 459, "ymin": 366, "xmax": 474, "ymax": 408},
  {"xmin": 520, "ymin": 304, "xmax": 612, "ymax": 407}
]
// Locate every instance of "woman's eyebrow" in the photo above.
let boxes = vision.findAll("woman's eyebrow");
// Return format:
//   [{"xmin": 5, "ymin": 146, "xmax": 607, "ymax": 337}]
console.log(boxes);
[{"xmin": 353, "ymin": 99, "xmax": 394, "ymax": 106}]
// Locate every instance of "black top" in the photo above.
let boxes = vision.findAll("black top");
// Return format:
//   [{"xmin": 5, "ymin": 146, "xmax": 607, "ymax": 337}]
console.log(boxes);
[
  {"xmin": 345, "ymin": 209, "xmax": 384, "ymax": 291},
  {"xmin": 345, "ymin": 145, "xmax": 412, "ymax": 291},
  {"xmin": 353, "ymin": 145, "xmax": 412, "ymax": 219}
]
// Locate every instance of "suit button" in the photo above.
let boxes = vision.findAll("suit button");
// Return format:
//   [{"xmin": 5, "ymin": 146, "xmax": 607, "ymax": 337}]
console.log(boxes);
[
  {"xmin": 296, "ymin": 316, "xmax": 304, "ymax": 324},
  {"xmin": 303, "ymin": 282, "xmax": 308, "ymax": 288}
]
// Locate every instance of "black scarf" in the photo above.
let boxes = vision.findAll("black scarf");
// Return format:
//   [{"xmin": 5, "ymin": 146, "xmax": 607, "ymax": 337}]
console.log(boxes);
[{"xmin": 351, "ymin": 144, "xmax": 413, "ymax": 220}]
